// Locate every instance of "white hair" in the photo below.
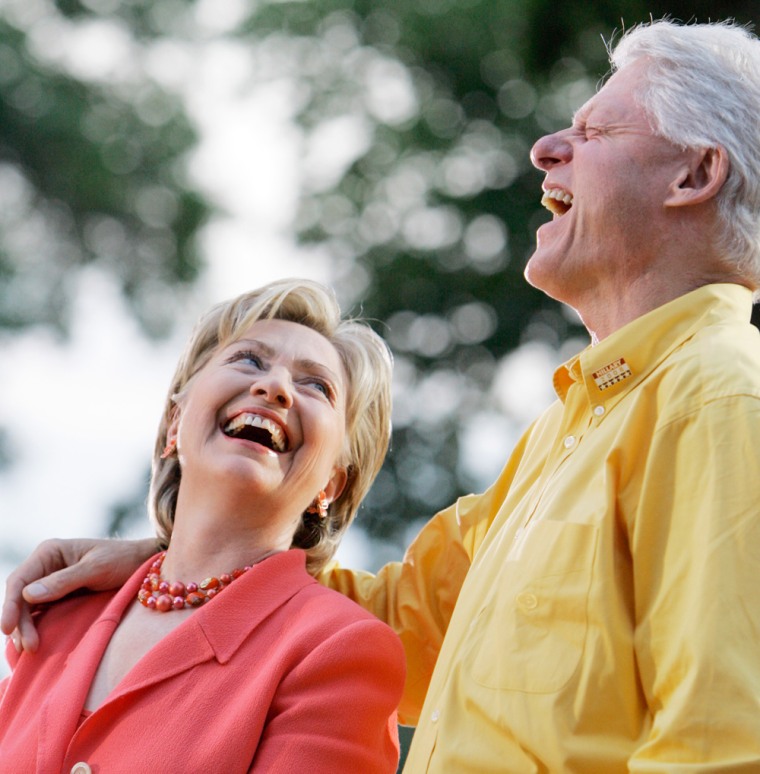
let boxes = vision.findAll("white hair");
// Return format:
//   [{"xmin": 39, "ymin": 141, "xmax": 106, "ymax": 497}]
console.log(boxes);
[{"xmin": 610, "ymin": 20, "xmax": 760, "ymax": 289}]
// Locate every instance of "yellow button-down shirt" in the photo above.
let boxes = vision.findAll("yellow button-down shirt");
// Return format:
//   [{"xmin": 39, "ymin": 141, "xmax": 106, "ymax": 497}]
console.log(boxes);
[{"xmin": 325, "ymin": 284, "xmax": 760, "ymax": 772}]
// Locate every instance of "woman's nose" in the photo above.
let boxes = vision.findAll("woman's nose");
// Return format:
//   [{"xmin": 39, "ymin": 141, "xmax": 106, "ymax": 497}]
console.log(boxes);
[
  {"xmin": 530, "ymin": 129, "xmax": 573, "ymax": 171},
  {"xmin": 250, "ymin": 369, "xmax": 293, "ymax": 408}
]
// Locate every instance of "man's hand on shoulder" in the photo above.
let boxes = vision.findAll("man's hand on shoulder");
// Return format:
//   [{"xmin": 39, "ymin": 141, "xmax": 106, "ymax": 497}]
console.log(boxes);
[{"xmin": 2, "ymin": 537, "xmax": 157, "ymax": 653}]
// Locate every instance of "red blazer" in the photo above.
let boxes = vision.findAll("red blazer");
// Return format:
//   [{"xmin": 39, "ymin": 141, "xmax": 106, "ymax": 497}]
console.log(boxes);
[{"xmin": 0, "ymin": 550, "xmax": 405, "ymax": 773}]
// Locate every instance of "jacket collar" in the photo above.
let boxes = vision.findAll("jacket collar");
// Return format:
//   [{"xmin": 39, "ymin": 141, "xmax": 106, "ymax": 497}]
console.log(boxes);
[{"xmin": 68, "ymin": 549, "xmax": 314, "ymax": 704}]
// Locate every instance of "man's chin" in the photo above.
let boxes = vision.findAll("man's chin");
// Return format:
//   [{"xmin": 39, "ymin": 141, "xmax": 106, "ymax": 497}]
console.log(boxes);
[
  {"xmin": 524, "ymin": 253, "xmax": 577, "ymax": 309},
  {"xmin": 524, "ymin": 250, "xmax": 555, "ymax": 293}
]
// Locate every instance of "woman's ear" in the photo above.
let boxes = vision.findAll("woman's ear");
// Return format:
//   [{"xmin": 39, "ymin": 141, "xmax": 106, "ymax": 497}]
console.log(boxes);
[
  {"xmin": 666, "ymin": 145, "xmax": 729, "ymax": 208},
  {"xmin": 323, "ymin": 466, "xmax": 348, "ymax": 505},
  {"xmin": 161, "ymin": 402, "xmax": 182, "ymax": 456}
]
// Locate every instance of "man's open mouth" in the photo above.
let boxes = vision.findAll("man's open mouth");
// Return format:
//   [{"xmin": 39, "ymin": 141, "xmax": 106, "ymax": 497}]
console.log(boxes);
[{"xmin": 541, "ymin": 188, "xmax": 573, "ymax": 216}]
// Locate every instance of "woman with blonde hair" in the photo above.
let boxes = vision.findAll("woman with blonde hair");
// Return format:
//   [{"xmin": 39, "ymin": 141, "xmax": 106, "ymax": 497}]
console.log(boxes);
[{"xmin": 0, "ymin": 278, "xmax": 405, "ymax": 773}]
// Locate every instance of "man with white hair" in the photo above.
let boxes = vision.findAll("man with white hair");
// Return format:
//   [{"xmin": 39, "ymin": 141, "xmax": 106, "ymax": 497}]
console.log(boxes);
[{"xmin": 4, "ymin": 19, "xmax": 760, "ymax": 772}]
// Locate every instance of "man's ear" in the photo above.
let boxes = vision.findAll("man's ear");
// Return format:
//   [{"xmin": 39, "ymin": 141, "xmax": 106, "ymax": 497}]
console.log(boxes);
[{"xmin": 666, "ymin": 145, "xmax": 729, "ymax": 208}]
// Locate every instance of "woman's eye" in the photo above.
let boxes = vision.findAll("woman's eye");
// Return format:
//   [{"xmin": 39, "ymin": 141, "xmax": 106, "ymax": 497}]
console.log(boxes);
[
  {"xmin": 304, "ymin": 378, "xmax": 332, "ymax": 399},
  {"xmin": 229, "ymin": 350, "xmax": 262, "ymax": 368}
]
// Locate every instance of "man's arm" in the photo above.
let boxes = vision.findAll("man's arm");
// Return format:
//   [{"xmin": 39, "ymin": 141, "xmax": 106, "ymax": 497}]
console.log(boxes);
[
  {"xmin": 1, "ymin": 537, "xmax": 157, "ymax": 652},
  {"xmin": 628, "ymin": 396, "xmax": 760, "ymax": 767},
  {"xmin": 322, "ymin": 504, "xmax": 471, "ymax": 724},
  {"xmin": 320, "ymin": 435, "xmax": 528, "ymax": 725}
]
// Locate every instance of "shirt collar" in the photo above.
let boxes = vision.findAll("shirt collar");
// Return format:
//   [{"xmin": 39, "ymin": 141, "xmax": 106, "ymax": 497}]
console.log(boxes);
[{"xmin": 553, "ymin": 283, "xmax": 754, "ymax": 407}]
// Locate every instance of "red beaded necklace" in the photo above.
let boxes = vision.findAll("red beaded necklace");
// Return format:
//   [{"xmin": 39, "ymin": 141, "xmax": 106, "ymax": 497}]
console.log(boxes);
[{"xmin": 137, "ymin": 552, "xmax": 252, "ymax": 612}]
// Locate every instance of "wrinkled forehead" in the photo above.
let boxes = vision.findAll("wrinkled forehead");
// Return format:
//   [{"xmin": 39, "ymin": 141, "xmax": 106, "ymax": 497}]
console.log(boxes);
[
  {"xmin": 234, "ymin": 317, "xmax": 341, "ymax": 360},
  {"xmin": 573, "ymin": 61, "xmax": 652, "ymax": 127},
  {"xmin": 180, "ymin": 316, "xmax": 343, "ymax": 391}
]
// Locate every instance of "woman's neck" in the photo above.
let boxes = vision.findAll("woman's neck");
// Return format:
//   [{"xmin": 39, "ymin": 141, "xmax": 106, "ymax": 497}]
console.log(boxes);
[
  {"xmin": 161, "ymin": 486, "xmax": 298, "ymax": 580},
  {"xmin": 161, "ymin": 526, "xmax": 286, "ymax": 581}
]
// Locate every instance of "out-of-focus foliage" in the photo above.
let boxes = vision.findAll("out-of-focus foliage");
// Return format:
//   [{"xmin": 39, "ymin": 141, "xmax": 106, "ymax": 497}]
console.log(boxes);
[
  {"xmin": 232, "ymin": 0, "xmax": 759, "ymax": 541},
  {"xmin": 1, "ymin": 0, "xmax": 757, "ymax": 554},
  {"xmin": 0, "ymin": 0, "xmax": 207, "ymax": 338}
]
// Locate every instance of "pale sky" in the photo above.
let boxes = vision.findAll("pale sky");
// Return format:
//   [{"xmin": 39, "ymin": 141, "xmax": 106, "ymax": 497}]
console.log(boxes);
[
  {"xmin": 0, "ymin": 17, "xmax": 372, "ymax": 673},
  {"xmin": 0, "ymin": 5, "xmax": 561, "ymax": 675}
]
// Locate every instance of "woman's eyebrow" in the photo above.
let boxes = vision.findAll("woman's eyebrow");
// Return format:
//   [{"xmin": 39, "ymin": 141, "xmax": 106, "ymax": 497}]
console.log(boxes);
[
  {"xmin": 233, "ymin": 338, "xmax": 275, "ymax": 357},
  {"xmin": 298, "ymin": 359, "xmax": 340, "ymax": 380},
  {"xmin": 234, "ymin": 340, "xmax": 343, "ymax": 385}
]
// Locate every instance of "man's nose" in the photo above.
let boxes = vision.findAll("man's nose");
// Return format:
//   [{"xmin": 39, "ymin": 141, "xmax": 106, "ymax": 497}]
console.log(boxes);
[{"xmin": 530, "ymin": 128, "xmax": 573, "ymax": 171}]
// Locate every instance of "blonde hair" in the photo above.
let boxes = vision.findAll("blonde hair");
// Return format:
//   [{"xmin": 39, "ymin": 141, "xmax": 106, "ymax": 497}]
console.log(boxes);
[{"xmin": 148, "ymin": 278, "xmax": 393, "ymax": 575}]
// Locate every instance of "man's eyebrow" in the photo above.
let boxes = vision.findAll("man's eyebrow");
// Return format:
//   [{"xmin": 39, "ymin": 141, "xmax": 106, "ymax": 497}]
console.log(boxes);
[{"xmin": 572, "ymin": 103, "xmax": 592, "ymax": 126}]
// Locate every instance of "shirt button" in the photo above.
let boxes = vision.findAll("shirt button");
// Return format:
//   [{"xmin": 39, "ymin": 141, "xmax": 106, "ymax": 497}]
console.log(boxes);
[
  {"xmin": 593, "ymin": 405, "xmax": 605, "ymax": 417},
  {"xmin": 71, "ymin": 764, "xmax": 92, "ymax": 774},
  {"xmin": 516, "ymin": 592, "xmax": 538, "ymax": 610},
  {"xmin": 563, "ymin": 435, "xmax": 576, "ymax": 449},
  {"xmin": 431, "ymin": 709, "xmax": 440, "ymax": 723}
]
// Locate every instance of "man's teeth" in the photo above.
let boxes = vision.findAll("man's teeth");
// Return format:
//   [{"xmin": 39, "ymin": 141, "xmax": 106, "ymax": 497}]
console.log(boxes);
[
  {"xmin": 541, "ymin": 188, "xmax": 573, "ymax": 215},
  {"xmin": 224, "ymin": 414, "xmax": 286, "ymax": 452}
]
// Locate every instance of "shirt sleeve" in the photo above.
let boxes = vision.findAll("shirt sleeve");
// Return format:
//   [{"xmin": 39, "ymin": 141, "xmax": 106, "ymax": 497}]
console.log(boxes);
[
  {"xmin": 248, "ymin": 617, "xmax": 406, "ymax": 773},
  {"xmin": 320, "ymin": 502, "xmax": 470, "ymax": 723},
  {"xmin": 628, "ymin": 394, "xmax": 760, "ymax": 769}
]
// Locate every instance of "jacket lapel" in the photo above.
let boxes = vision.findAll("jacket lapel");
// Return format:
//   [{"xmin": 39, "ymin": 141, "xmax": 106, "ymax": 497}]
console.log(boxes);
[
  {"xmin": 100, "ymin": 550, "xmax": 313, "ymax": 702},
  {"xmin": 36, "ymin": 564, "xmax": 149, "ymax": 769}
]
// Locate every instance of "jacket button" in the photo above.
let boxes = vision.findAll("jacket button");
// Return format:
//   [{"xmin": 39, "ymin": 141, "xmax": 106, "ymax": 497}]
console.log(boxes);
[{"xmin": 71, "ymin": 763, "xmax": 92, "ymax": 774}]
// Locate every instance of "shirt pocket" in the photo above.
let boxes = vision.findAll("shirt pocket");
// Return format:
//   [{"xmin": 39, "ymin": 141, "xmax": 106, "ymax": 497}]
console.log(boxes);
[{"xmin": 468, "ymin": 519, "xmax": 598, "ymax": 694}]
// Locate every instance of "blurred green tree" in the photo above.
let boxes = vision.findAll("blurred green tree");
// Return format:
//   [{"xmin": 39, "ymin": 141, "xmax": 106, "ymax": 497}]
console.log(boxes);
[
  {"xmin": 235, "ymin": 0, "xmax": 759, "ymax": 549},
  {"xmin": 1, "ymin": 0, "xmax": 757, "ymax": 560},
  {"xmin": 0, "ymin": 3, "xmax": 207, "ymax": 339}
]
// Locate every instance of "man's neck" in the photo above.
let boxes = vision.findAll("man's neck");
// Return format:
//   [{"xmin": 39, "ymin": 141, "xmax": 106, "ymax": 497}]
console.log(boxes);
[{"xmin": 578, "ymin": 273, "xmax": 737, "ymax": 342}]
